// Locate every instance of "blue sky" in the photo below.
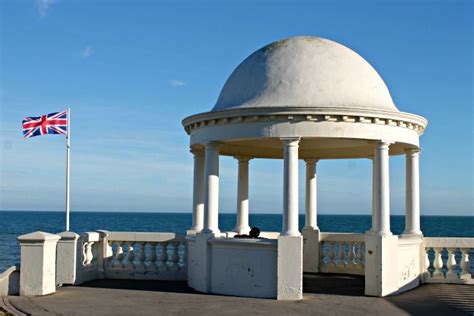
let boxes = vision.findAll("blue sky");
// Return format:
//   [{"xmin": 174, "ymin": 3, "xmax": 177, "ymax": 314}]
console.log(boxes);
[{"xmin": 0, "ymin": 0, "xmax": 472, "ymax": 215}]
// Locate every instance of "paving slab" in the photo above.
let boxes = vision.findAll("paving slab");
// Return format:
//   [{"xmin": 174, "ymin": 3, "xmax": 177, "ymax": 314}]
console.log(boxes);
[{"xmin": 6, "ymin": 275, "xmax": 474, "ymax": 316}]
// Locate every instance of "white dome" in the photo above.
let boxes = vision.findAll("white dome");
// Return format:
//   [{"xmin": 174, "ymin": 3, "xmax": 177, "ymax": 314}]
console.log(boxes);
[{"xmin": 213, "ymin": 36, "xmax": 398, "ymax": 112}]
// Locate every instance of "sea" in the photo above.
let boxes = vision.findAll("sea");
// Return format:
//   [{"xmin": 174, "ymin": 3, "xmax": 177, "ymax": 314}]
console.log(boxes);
[{"xmin": 0, "ymin": 211, "xmax": 473, "ymax": 273}]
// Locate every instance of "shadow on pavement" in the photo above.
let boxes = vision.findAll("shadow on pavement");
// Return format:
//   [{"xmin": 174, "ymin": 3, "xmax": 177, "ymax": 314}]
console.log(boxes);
[
  {"xmin": 303, "ymin": 273, "xmax": 365, "ymax": 296},
  {"xmin": 77, "ymin": 279, "xmax": 197, "ymax": 294}
]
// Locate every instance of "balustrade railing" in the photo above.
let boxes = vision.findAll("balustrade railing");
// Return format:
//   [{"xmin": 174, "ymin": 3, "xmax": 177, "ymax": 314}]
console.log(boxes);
[
  {"xmin": 423, "ymin": 237, "xmax": 473, "ymax": 285},
  {"xmin": 319, "ymin": 233, "xmax": 365, "ymax": 275},
  {"xmin": 103, "ymin": 232, "xmax": 186, "ymax": 281}
]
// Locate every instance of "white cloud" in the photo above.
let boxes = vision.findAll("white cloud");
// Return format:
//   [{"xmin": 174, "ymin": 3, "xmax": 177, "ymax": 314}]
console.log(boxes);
[
  {"xmin": 36, "ymin": 0, "xmax": 55, "ymax": 18},
  {"xmin": 169, "ymin": 80, "xmax": 186, "ymax": 87},
  {"xmin": 81, "ymin": 46, "xmax": 94, "ymax": 59}
]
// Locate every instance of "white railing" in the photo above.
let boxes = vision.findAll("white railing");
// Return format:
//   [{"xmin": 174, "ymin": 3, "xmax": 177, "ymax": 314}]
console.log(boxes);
[
  {"xmin": 319, "ymin": 233, "xmax": 365, "ymax": 275},
  {"xmin": 102, "ymin": 232, "xmax": 187, "ymax": 281},
  {"xmin": 423, "ymin": 237, "xmax": 473, "ymax": 285}
]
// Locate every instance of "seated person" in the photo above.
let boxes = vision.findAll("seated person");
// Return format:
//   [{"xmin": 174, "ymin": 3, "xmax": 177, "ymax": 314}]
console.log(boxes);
[{"xmin": 234, "ymin": 227, "xmax": 262, "ymax": 239}]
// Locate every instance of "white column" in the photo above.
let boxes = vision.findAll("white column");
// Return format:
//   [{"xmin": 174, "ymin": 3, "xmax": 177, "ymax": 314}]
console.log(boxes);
[
  {"xmin": 203, "ymin": 142, "xmax": 220, "ymax": 234},
  {"xmin": 234, "ymin": 156, "xmax": 251, "ymax": 234},
  {"xmin": 404, "ymin": 149, "xmax": 422, "ymax": 235},
  {"xmin": 369, "ymin": 156, "xmax": 380, "ymax": 233},
  {"xmin": 304, "ymin": 158, "xmax": 319, "ymax": 230},
  {"xmin": 374, "ymin": 141, "xmax": 392, "ymax": 236},
  {"xmin": 281, "ymin": 138, "xmax": 300, "ymax": 236},
  {"xmin": 190, "ymin": 149, "xmax": 205, "ymax": 232}
]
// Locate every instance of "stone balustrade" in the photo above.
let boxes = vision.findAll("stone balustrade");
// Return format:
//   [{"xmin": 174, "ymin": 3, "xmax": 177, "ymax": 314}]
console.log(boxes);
[
  {"xmin": 422, "ymin": 237, "xmax": 473, "ymax": 285},
  {"xmin": 100, "ymin": 232, "xmax": 187, "ymax": 281},
  {"xmin": 319, "ymin": 233, "xmax": 365, "ymax": 275}
]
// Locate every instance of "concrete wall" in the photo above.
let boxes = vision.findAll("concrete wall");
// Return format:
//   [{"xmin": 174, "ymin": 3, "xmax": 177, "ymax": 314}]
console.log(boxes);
[{"xmin": 209, "ymin": 239, "xmax": 277, "ymax": 298}]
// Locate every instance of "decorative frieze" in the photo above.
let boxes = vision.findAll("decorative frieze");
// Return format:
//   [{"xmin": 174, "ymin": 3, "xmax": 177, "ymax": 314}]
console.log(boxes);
[{"xmin": 184, "ymin": 112, "xmax": 426, "ymax": 136}]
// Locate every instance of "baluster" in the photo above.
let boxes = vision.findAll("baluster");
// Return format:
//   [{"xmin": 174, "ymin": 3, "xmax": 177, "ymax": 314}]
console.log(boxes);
[
  {"xmin": 446, "ymin": 248, "xmax": 457, "ymax": 279},
  {"xmin": 116, "ymin": 241, "xmax": 125, "ymax": 269},
  {"xmin": 327, "ymin": 241, "xmax": 336, "ymax": 266},
  {"xmin": 107, "ymin": 241, "xmax": 114, "ymax": 267},
  {"xmin": 127, "ymin": 242, "xmax": 135, "ymax": 269},
  {"xmin": 422, "ymin": 247, "xmax": 431, "ymax": 280},
  {"xmin": 357, "ymin": 242, "xmax": 364, "ymax": 266},
  {"xmin": 432, "ymin": 247, "xmax": 444, "ymax": 278},
  {"xmin": 85, "ymin": 242, "xmax": 94, "ymax": 265},
  {"xmin": 348, "ymin": 242, "xmax": 355, "ymax": 266},
  {"xmin": 137, "ymin": 242, "xmax": 146, "ymax": 270},
  {"xmin": 337, "ymin": 241, "xmax": 345, "ymax": 267},
  {"xmin": 82, "ymin": 242, "xmax": 87, "ymax": 265},
  {"xmin": 159, "ymin": 242, "xmax": 169, "ymax": 271},
  {"xmin": 181, "ymin": 242, "xmax": 187, "ymax": 269},
  {"xmin": 149, "ymin": 242, "xmax": 158, "ymax": 270},
  {"xmin": 171, "ymin": 242, "xmax": 180, "ymax": 271},
  {"xmin": 460, "ymin": 248, "xmax": 471, "ymax": 280}
]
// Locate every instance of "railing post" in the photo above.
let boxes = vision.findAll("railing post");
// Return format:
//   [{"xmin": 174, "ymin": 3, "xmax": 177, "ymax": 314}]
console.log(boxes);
[
  {"xmin": 18, "ymin": 231, "xmax": 60, "ymax": 296},
  {"xmin": 96, "ymin": 230, "xmax": 110, "ymax": 279},
  {"xmin": 57, "ymin": 231, "xmax": 80, "ymax": 286}
]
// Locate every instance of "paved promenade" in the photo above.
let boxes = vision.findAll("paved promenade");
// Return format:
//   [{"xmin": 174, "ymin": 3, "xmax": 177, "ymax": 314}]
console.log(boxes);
[{"xmin": 3, "ymin": 275, "xmax": 473, "ymax": 316}]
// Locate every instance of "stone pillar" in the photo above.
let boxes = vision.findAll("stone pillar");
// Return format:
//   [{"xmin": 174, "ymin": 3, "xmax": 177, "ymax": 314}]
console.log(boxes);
[
  {"xmin": 190, "ymin": 149, "xmax": 205, "ymax": 234},
  {"xmin": 203, "ymin": 142, "xmax": 220, "ymax": 234},
  {"xmin": 373, "ymin": 141, "xmax": 392, "ymax": 236},
  {"xmin": 56, "ymin": 231, "xmax": 80, "ymax": 286},
  {"xmin": 278, "ymin": 138, "xmax": 303, "ymax": 299},
  {"xmin": 278, "ymin": 138, "xmax": 302, "ymax": 299},
  {"xmin": 369, "ymin": 156, "xmax": 380, "ymax": 233},
  {"xmin": 404, "ymin": 149, "xmax": 422, "ymax": 236},
  {"xmin": 304, "ymin": 158, "xmax": 319, "ymax": 230},
  {"xmin": 302, "ymin": 158, "xmax": 320, "ymax": 273},
  {"xmin": 365, "ymin": 141, "xmax": 398, "ymax": 297},
  {"xmin": 18, "ymin": 231, "xmax": 60, "ymax": 296},
  {"xmin": 281, "ymin": 138, "xmax": 300, "ymax": 237},
  {"xmin": 234, "ymin": 156, "xmax": 251, "ymax": 234}
]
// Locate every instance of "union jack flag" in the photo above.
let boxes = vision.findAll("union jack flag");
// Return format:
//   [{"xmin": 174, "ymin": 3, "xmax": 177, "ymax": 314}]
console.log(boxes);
[{"xmin": 22, "ymin": 110, "xmax": 68, "ymax": 139}]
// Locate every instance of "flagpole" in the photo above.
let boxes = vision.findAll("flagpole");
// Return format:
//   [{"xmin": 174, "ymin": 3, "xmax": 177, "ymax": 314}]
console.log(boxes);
[{"xmin": 66, "ymin": 107, "xmax": 71, "ymax": 231}]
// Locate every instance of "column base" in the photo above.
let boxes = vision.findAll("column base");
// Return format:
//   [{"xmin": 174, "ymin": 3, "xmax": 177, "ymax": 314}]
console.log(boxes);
[
  {"xmin": 365, "ymin": 230, "xmax": 393, "ymax": 237},
  {"xmin": 280, "ymin": 231, "xmax": 301, "ymax": 237},
  {"xmin": 201, "ymin": 228, "xmax": 221, "ymax": 234},
  {"xmin": 401, "ymin": 231, "xmax": 423, "ymax": 238}
]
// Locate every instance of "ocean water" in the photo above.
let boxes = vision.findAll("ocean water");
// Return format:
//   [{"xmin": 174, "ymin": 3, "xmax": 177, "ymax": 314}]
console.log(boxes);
[{"xmin": 0, "ymin": 211, "xmax": 473, "ymax": 272}]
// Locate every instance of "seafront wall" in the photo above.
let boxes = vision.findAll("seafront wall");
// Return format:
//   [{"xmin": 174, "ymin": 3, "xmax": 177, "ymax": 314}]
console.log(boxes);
[{"xmin": 0, "ymin": 230, "xmax": 472, "ymax": 300}]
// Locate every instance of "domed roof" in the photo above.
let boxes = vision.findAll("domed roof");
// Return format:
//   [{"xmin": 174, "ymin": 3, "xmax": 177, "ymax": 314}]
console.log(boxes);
[{"xmin": 212, "ymin": 36, "xmax": 398, "ymax": 112}]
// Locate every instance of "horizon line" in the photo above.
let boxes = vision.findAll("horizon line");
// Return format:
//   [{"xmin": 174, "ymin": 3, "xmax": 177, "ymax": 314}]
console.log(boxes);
[{"xmin": 0, "ymin": 209, "xmax": 472, "ymax": 217}]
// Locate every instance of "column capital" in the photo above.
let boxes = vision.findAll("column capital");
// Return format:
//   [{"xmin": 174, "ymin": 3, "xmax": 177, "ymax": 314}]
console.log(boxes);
[
  {"xmin": 234, "ymin": 156, "xmax": 252, "ymax": 163},
  {"xmin": 205, "ymin": 141, "xmax": 221, "ymax": 149},
  {"xmin": 190, "ymin": 148, "xmax": 204, "ymax": 157},
  {"xmin": 405, "ymin": 148, "xmax": 421, "ymax": 156},
  {"xmin": 281, "ymin": 137, "xmax": 300, "ymax": 146},
  {"xmin": 375, "ymin": 140, "xmax": 393, "ymax": 149},
  {"xmin": 304, "ymin": 158, "xmax": 319, "ymax": 165}
]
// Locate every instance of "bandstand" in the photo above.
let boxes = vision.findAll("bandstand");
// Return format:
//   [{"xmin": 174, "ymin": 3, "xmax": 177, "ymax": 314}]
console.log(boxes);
[
  {"xmin": 4, "ymin": 36, "xmax": 473, "ymax": 304},
  {"xmin": 182, "ymin": 36, "xmax": 428, "ymax": 299}
]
